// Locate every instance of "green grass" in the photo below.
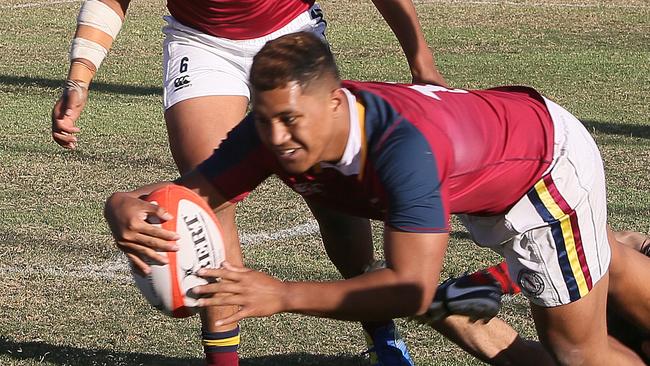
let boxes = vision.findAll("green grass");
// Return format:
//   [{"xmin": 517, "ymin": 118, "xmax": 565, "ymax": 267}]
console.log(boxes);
[{"xmin": 0, "ymin": 0, "xmax": 648, "ymax": 365}]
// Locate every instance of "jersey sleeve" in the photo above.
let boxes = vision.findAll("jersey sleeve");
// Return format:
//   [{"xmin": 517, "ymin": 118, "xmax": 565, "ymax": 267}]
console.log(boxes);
[
  {"xmin": 197, "ymin": 114, "xmax": 273, "ymax": 203},
  {"xmin": 371, "ymin": 121, "xmax": 449, "ymax": 233}
]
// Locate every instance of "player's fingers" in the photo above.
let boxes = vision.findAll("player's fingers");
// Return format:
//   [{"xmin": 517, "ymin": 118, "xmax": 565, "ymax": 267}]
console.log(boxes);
[
  {"xmin": 131, "ymin": 232, "xmax": 178, "ymax": 252},
  {"xmin": 136, "ymin": 205, "xmax": 178, "ymax": 241},
  {"xmin": 197, "ymin": 267, "xmax": 243, "ymax": 282},
  {"xmin": 194, "ymin": 268, "xmax": 222, "ymax": 280},
  {"xmin": 214, "ymin": 311, "xmax": 246, "ymax": 327},
  {"xmin": 136, "ymin": 224, "xmax": 180, "ymax": 243},
  {"xmin": 126, "ymin": 253, "xmax": 152, "ymax": 275},
  {"xmin": 52, "ymin": 116, "xmax": 81, "ymax": 134},
  {"xmin": 152, "ymin": 205, "xmax": 174, "ymax": 222},
  {"xmin": 221, "ymin": 261, "xmax": 250, "ymax": 273},
  {"xmin": 119, "ymin": 240, "xmax": 169, "ymax": 264},
  {"xmin": 52, "ymin": 131, "xmax": 77, "ymax": 147},
  {"xmin": 210, "ymin": 298, "xmax": 250, "ymax": 326},
  {"xmin": 193, "ymin": 282, "xmax": 242, "ymax": 299}
]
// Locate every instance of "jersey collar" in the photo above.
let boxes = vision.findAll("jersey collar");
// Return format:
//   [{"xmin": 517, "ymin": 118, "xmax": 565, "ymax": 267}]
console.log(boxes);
[{"xmin": 319, "ymin": 88, "xmax": 365, "ymax": 176}]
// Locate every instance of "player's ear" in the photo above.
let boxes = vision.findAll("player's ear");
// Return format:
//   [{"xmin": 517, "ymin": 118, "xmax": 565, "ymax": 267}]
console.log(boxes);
[{"xmin": 330, "ymin": 87, "xmax": 345, "ymax": 113}]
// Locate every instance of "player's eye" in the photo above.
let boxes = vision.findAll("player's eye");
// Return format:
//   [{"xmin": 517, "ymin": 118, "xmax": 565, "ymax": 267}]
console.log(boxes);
[{"xmin": 282, "ymin": 115, "xmax": 297, "ymax": 125}]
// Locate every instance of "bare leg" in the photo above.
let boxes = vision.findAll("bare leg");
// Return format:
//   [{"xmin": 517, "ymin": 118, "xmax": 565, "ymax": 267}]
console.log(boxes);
[
  {"xmin": 611, "ymin": 227, "xmax": 650, "ymax": 254},
  {"xmin": 432, "ymin": 316, "xmax": 556, "ymax": 366},
  {"xmin": 165, "ymin": 95, "xmax": 249, "ymax": 336},
  {"xmin": 606, "ymin": 228, "xmax": 650, "ymax": 332},
  {"xmin": 531, "ymin": 273, "xmax": 643, "ymax": 365}
]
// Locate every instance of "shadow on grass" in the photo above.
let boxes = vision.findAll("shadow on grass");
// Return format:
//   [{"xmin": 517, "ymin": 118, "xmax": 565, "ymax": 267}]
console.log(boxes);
[
  {"xmin": 2, "ymin": 140, "xmax": 175, "ymax": 174},
  {"xmin": 0, "ymin": 74, "xmax": 161, "ymax": 96},
  {"xmin": 0, "ymin": 337, "xmax": 365, "ymax": 366},
  {"xmin": 2, "ymin": 75, "xmax": 648, "ymax": 140},
  {"xmin": 582, "ymin": 120, "xmax": 650, "ymax": 139}
]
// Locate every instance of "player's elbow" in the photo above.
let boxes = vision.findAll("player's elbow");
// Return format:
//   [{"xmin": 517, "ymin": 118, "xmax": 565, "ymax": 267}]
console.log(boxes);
[
  {"xmin": 413, "ymin": 283, "xmax": 436, "ymax": 316},
  {"xmin": 394, "ymin": 278, "xmax": 436, "ymax": 317}
]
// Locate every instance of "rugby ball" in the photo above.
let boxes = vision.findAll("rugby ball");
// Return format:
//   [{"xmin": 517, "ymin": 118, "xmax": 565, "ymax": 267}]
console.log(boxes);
[{"xmin": 131, "ymin": 184, "xmax": 226, "ymax": 318}]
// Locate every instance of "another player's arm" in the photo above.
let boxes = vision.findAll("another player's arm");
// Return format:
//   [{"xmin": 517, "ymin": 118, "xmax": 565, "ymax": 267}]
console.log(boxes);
[
  {"xmin": 52, "ymin": 0, "xmax": 130, "ymax": 149},
  {"xmin": 371, "ymin": 0, "xmax": 447, "ymax": 86}
]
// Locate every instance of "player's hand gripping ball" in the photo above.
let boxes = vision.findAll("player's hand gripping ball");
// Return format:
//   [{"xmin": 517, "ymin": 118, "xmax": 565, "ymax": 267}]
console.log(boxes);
[{"xmin": 131, "ymin": 185, "xmax": 226, "ymax": 318}]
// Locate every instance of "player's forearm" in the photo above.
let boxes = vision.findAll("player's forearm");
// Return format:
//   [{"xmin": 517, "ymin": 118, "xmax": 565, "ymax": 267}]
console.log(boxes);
[
  {"xmin": 283, "ymin": 269, "xmax": 432, "ymax": 321},
  {"xmin": 67, "ymin": 0, "xmax": 130, "ymax": 85},
  {"xmin": 371, "ymin": 0, "xmax": 435, "ymax": 73}
]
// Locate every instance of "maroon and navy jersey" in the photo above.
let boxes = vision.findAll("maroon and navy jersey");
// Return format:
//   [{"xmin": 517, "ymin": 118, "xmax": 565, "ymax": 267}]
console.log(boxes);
[
  {"xmin": 167, "ymin": 0, "xmax": 313, "ymax": 40},
  {"xmin": 198, "ymin": 81, "xmax": 555, "ymax": 233}
]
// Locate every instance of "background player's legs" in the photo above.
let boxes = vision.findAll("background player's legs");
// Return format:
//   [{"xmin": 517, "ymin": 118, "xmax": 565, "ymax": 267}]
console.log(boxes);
[
  {"xmin": 307, "ymin": 200, "xmax": 414, "ymax": 365},
  {"xmin": 165, "ymin": 95, "xmax": 249, "ymax": 175},
  {"xmin": 305, "ymin": 200, "xmax": 375, "ymax": 279},
  {"xmin": 531, "ymin": 273, "xmax": 644, "ymax": 365},
  {"xmin": 165, "ymin": 95, "xmax": 249, "ymax": 365}
]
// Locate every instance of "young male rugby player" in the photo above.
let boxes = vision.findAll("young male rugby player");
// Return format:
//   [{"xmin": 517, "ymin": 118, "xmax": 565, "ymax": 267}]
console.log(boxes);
[
  {"xmin": 105, "ymin": 32, "xmax": 650, "ymax": 365},
  {"xmin": 55, "ymin": 1, "xmax": 446, "ymax": 364}
]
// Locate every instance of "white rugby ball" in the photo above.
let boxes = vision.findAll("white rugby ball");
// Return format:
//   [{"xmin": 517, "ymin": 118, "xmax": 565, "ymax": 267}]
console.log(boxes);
[{"xmin": 131, "ymin": 184, "xmax": 226, "ymax": 318}]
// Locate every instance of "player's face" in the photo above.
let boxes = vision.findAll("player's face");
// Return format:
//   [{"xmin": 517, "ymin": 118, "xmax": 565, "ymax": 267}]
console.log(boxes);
[{"xmin": 253, "ymin": 81, "xmax": 347, "ymax": 174}]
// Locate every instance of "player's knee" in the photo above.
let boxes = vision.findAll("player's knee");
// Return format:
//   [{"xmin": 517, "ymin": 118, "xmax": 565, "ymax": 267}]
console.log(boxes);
[
  {"xmin": 611, "ymin": 230, "xmax": 644, "ymax": 251},
  {"xmin": 546, "ymin": 340, "xmax": 604, "ymax": 366},
  {"xmin": 552, "ymin": 347, "xmax": 587, "ymax": 366}
]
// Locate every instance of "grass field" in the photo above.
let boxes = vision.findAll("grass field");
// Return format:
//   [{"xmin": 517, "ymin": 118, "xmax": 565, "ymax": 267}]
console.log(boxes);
[{"xmin": 0, "ymin": 0, "xmax": 648, "ymax": 365}]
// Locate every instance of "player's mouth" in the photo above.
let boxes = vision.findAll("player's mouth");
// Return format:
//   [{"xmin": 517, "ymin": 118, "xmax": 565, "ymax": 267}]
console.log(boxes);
[
  {"xmin": 274, "ymin": 147, "xmax": 301, "ymax": 159},
  {"xmin": 279, "ymin": 148, "xmax": 297, "ymax": 156}
]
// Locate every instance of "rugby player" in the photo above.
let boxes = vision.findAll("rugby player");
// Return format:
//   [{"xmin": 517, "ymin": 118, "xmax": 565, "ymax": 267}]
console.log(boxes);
[
  {"xmin": 104, "ymin": 32, "xmax": 650, "ymax": 365},
  {"xmin": 53, "ymin": 1, "xmax": 446, "ymax": 365}
]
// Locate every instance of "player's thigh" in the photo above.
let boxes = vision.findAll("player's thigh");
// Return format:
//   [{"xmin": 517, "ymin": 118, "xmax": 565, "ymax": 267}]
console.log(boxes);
[
  {"xmin": 530, "ymin": 272, "xmax": 611, "ymax": 365},
  {"xmin": 162, "ymin": 23, "xmax": 251, "ymax": 173},
  {"xmin": 164, "ymin": 96, "xmax": 248, "ymax": 173}
]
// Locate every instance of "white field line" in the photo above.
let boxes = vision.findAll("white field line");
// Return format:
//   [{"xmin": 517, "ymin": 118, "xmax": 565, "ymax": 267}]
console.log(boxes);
[
  {"xmin": 239, "ymin": 220, "xmax": 319, "ymax": 245},
  {"xmin": 0, "ymin": 221, "xmax": 321, "ymax": 282},
  {"xmin": 1, "ymin": 0, "xmax": 78, "ymax": 9},
  {"xmin": 0, "ymin": 260, "xmax": 133, "ymax": 283}
]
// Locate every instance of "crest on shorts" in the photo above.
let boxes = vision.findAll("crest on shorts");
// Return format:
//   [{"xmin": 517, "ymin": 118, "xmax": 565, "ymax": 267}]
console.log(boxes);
[{"xmin": 517, "ymin": 270, "xmax": 545, "ymax": 296}]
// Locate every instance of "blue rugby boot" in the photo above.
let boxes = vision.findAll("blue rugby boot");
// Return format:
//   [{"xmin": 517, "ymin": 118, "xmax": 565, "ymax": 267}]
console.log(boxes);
[{"xmin": 363, "ymin": 321, "xmax": 415, "ymax": 366}]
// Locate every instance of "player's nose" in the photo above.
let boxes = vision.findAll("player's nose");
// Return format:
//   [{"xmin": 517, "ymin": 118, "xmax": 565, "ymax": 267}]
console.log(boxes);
[{"xmin": 268, "ymin": 121, "xmax": 291, "ymax": 146}]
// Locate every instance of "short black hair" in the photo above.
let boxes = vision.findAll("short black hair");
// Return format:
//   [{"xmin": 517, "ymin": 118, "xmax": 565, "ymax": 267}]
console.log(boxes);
[{"xmin": 250, "ymin": 32, "xmax": 340, "ymax": 92}]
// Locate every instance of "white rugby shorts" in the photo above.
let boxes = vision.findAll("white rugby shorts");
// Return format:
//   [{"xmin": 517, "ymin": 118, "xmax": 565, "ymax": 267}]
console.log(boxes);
[
  {"xmin": 162, "ymin": 4, "xmax": 328, "ymax": 109},
  {"xmin": 458, "ymin": 98, "xmax": 611, "ymax": 307}
]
